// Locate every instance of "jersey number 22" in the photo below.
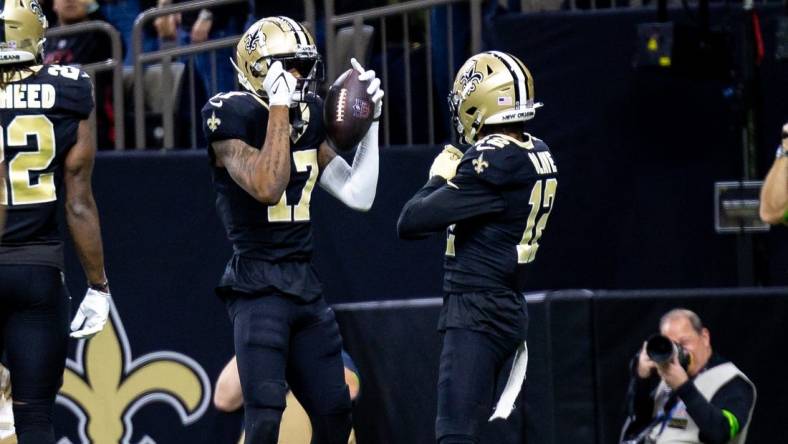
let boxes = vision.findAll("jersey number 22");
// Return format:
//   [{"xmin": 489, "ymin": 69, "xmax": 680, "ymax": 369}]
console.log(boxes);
[{"xmin": 0, "ymin": 115, "xmax": 57, "ymax": 206}]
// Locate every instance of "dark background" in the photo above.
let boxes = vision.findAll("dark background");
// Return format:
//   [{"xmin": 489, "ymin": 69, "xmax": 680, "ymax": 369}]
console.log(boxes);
[{"xmin": 55, "ymin": 4, "xmax": 788, "ymax": 443}]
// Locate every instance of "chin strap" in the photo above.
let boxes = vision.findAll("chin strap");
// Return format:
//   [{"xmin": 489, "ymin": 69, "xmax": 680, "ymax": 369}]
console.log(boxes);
[
  {"xmin": 229, "ymin": 56, "xmax": 266, "ymax": 97},
  {"xmin": 318, "ymin": 121, "xmax": 379, "ymax": 211}
]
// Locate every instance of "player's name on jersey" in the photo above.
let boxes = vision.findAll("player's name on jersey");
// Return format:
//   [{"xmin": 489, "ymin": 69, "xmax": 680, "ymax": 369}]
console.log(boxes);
[
  {"xmin": 0, "ymin": 83, "xmax": 56, "ymax": 109},
  {"xmin": 528, "ymin": 151, "xmax": 557, "ymax": 176}
]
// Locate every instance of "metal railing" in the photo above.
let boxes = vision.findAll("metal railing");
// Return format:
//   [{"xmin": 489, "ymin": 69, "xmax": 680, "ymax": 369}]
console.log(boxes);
[
  {"xmin": 131, "ymin": 0, "xmax": 319, "ymax": 149},
  {"xmin": 555, "ymin": 0, "xmax": 783, "ymax": 12},
  {"xmin": 324, "ymin": 0, "xmax": 483, "ymax": 146},
  {"xmin": 46, "ymin": 21, "xmax": 125, "ymax": 150},
  {"xmin": 132, "ymin": 0, "xmax": 247, "ymax": 149},
  {"xmin": 53, "ymin": 0, "xmax": 784, "ymax": 150}
]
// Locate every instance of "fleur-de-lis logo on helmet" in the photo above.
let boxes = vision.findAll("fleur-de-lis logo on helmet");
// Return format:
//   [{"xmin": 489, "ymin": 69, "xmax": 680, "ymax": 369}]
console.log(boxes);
[
  {"xmin": 449, "ymin": 51, "xmax": 541, "ymax": 144},
  {"xmin": 233, "ymin": 16, "xmax": 321, "ymax": 102},
  {"xmin": 56, "ymin": 300, "xmax": 210, "ymax": 443},
  {"xmin": 244, "ymin": 25, "xmax": 263, "ymax": 55},
  {"xmin": 458, "ymin": 60, "xmax": 483, "ymax": 98},
  {"xmin": 28, "ymin": 0, "xmax": 47, "ymax": 27}
]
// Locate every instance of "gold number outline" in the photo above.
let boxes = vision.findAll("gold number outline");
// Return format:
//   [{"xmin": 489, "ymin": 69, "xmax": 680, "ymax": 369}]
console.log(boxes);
[
  {"xmin": 267, "ymin": 149, "xmax": 319, "ymax": 223},
  {"xmin": 517, "ymin": 178, "xmax": 557, "ymax": 264},
  {"xmin": 445, "ymin": 224, "xmax": 456, "ymax": 257},
  {"xmin": 0, "ymin": 115, "xmax": 57, "ymax": 206}
]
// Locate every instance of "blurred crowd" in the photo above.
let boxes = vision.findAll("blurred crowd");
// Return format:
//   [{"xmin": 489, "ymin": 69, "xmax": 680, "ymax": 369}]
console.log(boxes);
[{"xmin": 39, "ymin": 0, "xmax": 527, "ymax": 149}]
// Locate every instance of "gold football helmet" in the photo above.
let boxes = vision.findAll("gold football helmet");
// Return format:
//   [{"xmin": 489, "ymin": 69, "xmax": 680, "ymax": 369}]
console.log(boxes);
[
  {"xmin": 232, "ymin": 16, "xmax": 322, "ymax": 102},
  {"xmin": 448, "ymin": 51, "xmax": 542, "ymax": 144},
  {"xmin": 0, "ymin": 0, "xmax": 47, "ymax": 65}
]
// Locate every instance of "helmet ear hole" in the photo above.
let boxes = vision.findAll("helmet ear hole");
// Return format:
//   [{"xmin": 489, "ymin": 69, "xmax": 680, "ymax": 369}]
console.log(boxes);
[{"xmin": 465, "ymin": 106, "xmax": 477, "ymax": 116}]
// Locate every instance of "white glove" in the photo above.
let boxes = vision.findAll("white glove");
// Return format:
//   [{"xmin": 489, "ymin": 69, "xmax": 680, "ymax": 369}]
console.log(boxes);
[
  {"xmin": 429, "ymin": 145, "xmax": 464, "ymax": 181},
  {"xmin": 263, "ymin": 60, "xmax": 297, "ymax": 107},
  {"xmin": 70, "ymin": 288, "xmax": 111, "ymax": 339},
  {"xmin": 351, "ymin": 57, "xmax": 384, "ymax": 119}
]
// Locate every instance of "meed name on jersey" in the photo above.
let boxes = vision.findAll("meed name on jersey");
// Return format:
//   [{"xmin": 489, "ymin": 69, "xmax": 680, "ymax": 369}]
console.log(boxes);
[{"xmin": 0, "ymin": 83, "xmax": 56, "ymax": 109}]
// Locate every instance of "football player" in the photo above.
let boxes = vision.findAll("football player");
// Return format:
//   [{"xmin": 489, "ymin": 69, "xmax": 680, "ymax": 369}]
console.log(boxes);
[
  {"xmin": 398, "ymin": 51, "xmax": 558, "ymax": 444},
  {"xmin": 0, "ymin": 1, "xmax": 111, "ymax": 443},
  {"xmin": 200, "ymin": 16, "xmax": 382, "ymax": 444}
]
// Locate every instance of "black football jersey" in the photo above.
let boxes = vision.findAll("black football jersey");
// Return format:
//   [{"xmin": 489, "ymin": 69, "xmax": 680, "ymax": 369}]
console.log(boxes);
[
  {"xmin": 202, "ymin": 92, "xmax": 325, "ymax": 300},
  {"xmin": 398, "ymin": 133, "xmax": 558, "ymax": 294},
  {"xmin": 0, "ymin": 65, "xmax": 94, "ymax": 270}
]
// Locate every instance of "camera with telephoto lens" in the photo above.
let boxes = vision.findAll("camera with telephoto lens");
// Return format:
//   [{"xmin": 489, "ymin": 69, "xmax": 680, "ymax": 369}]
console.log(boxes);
[{"xmin": 645, "ymin": 334, "xmax": 690, "ymax": 371}]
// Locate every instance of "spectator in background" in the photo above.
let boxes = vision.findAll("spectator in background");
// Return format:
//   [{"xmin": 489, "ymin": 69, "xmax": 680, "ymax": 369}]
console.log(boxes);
[
  {"xmin": 45, "ymin": 0, "xmax": 116, "ymax": 149},
  {"xmin": 153, "ymin": 0, "xmax": 180, "ymax": 49},
  {"xmin": 149, "ymin": 0, "xmax": 248, "ymax": 149},
  {"xmin": 99, "ymin": 0, "xmax": 159, "ymax": 65},
  {"xmin": 248, "ymin": 0, "xmax": 304, "ymax": 24},
  {"xmin": 214, "ymin": 353, "xmax": 360, "ymax": 444},
  {"xmin": 180, "ymin": 0, "xmax": 248, "ymax": 96},
  {"xmin": 622, "ymin": 309, "xmax": 756, "ymax": 444},
  {"xmin": 759, "ymin": 122, "xmax": 788, "ymax": 225},
  {"xmin": 246, "ymin": 1, "xmax": 308, "ymax": 41},
  {"xmin": 431, "ymin": 0, "xmax": 507, "ymax": 143}
]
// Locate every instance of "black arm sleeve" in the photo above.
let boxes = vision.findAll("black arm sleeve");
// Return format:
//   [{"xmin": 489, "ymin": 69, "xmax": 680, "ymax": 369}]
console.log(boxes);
[
  {"xmin": 677, "ymin": 377, "xmax": 754, "ymax": 444},
  {"xmin": 625, "ymin": 375, "xmax": 660, "ymax": 438},
  {"xmin": 397, "ymin": 175, "xmax": 507, "ymax": 239}
]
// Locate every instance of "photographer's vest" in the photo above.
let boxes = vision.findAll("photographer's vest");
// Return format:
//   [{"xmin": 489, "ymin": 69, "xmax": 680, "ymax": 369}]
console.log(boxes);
[{"xmin": 648, "ymin": 363, "xmax": 756, "ymax": 444}]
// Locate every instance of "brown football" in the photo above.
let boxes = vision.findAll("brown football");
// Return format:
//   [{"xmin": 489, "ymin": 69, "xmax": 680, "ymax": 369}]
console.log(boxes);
[{"xmin": 323, "ymin": 68, "xmax": 374, "ymax": 152}]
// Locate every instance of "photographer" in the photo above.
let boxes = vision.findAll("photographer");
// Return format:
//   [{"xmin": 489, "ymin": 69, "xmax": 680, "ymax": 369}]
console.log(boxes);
[{"xmin": 622, "ymin": 309, "xmax": 756, "ymax": 444}]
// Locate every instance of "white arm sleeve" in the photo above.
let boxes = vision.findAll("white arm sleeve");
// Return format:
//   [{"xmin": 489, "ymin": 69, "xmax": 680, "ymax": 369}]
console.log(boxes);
[{"xmin": 318, "ymin": 121, "xmax": 379, "ymax": 211}]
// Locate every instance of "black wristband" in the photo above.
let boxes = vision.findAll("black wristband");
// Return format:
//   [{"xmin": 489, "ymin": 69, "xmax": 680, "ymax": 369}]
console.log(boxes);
[{"xmin": 88, "ymin": 281, "xmax": 110, "ymax": 293}]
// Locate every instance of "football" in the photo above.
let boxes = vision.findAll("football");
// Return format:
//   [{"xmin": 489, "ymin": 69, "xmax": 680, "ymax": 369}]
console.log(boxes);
[{"xmin": 323, "ymin": 68, "xmax": 374, "ymax": 151}]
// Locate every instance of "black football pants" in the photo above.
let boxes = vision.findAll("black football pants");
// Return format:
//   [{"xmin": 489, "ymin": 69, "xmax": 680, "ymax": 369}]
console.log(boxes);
[
  {"xmin": 435, "ymin": 328, "xmax": 522, "ymax": 444},
  {"xmin": 0, "ymin": 265, "xmax": 71, "ymax": 444},
  {"xmin": 226, "ymin": 291, "xmax": 352, "ymax": 444}
]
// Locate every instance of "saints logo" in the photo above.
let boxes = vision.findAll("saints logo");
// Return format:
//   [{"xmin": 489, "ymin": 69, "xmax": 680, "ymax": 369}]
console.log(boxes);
[
  {"xmin": 56, "ymin": 300, "xmax": 210, "ymax": 443},
  {"xmin": 244, "ymin": 26, "xmax": 264, "ymax": 55},
  {"xmin": 29, "ymin": 0, "xmax": 48, "ymax": 27},
  {"xmin": 207, "ymin": 111, "xmax": 221, "ymax": 132},
  {"xmin": 458, "ymin": 61, "xmax": 483, "ymax": 97},
  {"xmin": 473, "ymin": 153, "xmax": 489, "ymax": 174}
]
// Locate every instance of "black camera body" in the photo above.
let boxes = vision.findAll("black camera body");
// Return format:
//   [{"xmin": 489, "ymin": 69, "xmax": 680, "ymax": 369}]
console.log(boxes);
[{"xmin": 645, "ymin": 334, "xmax": 691, "ymax": 371}]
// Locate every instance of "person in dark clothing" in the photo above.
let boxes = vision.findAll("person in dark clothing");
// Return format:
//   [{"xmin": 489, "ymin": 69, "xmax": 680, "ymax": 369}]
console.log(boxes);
[
  {"xmin": 398, "ymin": 51, "xmax": 554, "ymax": 444},
  {"xmin": 622, "ymin": 309, "xmax": 756, "ymax": 444},
  {"xmin": 201, "ymin": 17, "xmax": 383, "ymax": 444},
  {"xmin": 0, "ymin": 1, "xmax": 112, "ymax": 443},
  {"xmin": 44, "ymin": 0, "xmax": 115, "ymax": 149},
  {"xmin": 180, "ymin": 0, "xmax": 249, "ymax": 96}
]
